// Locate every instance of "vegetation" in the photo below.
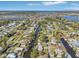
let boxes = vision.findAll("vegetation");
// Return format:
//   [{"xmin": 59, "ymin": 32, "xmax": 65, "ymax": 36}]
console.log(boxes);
[
  {"xmin": 0, "ymin": 12, "xmax": 79, "ymax": 58},
  {"xmin": 0, "ymin": 20, "xmax": 13, "ymax": 26},
  {"xmin": 31, "ymin": 48, "xmax": 39, "ymax": 58}
]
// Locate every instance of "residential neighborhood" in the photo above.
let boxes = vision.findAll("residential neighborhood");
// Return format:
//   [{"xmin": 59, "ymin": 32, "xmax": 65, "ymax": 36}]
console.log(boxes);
[{"xmin": 0, "ymin": 11, "xmax": 79, "ymax": 58}]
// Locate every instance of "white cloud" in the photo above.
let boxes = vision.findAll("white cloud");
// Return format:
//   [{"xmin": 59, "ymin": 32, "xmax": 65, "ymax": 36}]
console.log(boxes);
[
  {"xmin": 42, "ymin": 1, "xmax": 66, "ymax": 6},
  {"xmin": 27, "ymin": 3, "xmax": 40, "ymax": 6},
  {"xmin": 71, "ymin": 3, "xmax": 79, "ymax": 7},
  {"xmin": 69, "ymin": 7, "xmax": 79, "ymax": 10},
  {"xmin": 62, "ymin": 6, "xmax": 79, "ymax": 11},
  {"xmin": 26, "ymin": 1, "xmax": 67, "ymax": 6}
]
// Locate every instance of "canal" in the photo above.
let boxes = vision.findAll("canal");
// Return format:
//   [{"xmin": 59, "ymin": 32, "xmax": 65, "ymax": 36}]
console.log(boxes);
[
  {"xmin": 61, "ymin": 38, "xmax": 76, "ymax": 58},
  {"xmin": 23, "ymin": 25, "xmax": 40, "ymax": 58}
]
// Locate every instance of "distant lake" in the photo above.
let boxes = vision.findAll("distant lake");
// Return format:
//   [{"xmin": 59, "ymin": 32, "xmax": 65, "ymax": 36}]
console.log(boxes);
[
  {"xmin": 0, "ymin": 18, "xmax": 26, "ymax": 20},
  {"xmin": 63, "ymin": 15, "xmax": 79, "ymax": 22}
]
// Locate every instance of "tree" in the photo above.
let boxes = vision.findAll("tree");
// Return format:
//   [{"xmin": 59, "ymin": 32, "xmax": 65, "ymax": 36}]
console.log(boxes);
[{"xmin": 31, "ymin": 48, "xmax": 39, "ymax": 58}]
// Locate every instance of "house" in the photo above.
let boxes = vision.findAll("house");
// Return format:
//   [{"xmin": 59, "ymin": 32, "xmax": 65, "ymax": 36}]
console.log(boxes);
[
  {"xmin": 51, "ymin": 37, "xmax": 57, "ymax": 45},
  {"xmin": 37, "ymin": 42, "xmax": 43, "ymax": 52}
]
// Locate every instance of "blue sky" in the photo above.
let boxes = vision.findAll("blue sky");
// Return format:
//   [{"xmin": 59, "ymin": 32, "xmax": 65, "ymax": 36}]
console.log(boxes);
[{"xmin": 0, "ymin": 1, "xmax": 79, "ymax": 11}]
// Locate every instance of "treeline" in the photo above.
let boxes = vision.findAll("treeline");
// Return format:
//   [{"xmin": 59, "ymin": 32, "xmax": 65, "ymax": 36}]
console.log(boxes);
[{"xmin": 0, "ymin": 20, "xmax": 13, "ymax": 26}]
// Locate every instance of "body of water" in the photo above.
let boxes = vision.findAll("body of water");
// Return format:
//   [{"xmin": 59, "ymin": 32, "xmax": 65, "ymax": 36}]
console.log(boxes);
[{"xmin": 63, "ymin": 15, "xmax": 79, "ymax": 22}]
